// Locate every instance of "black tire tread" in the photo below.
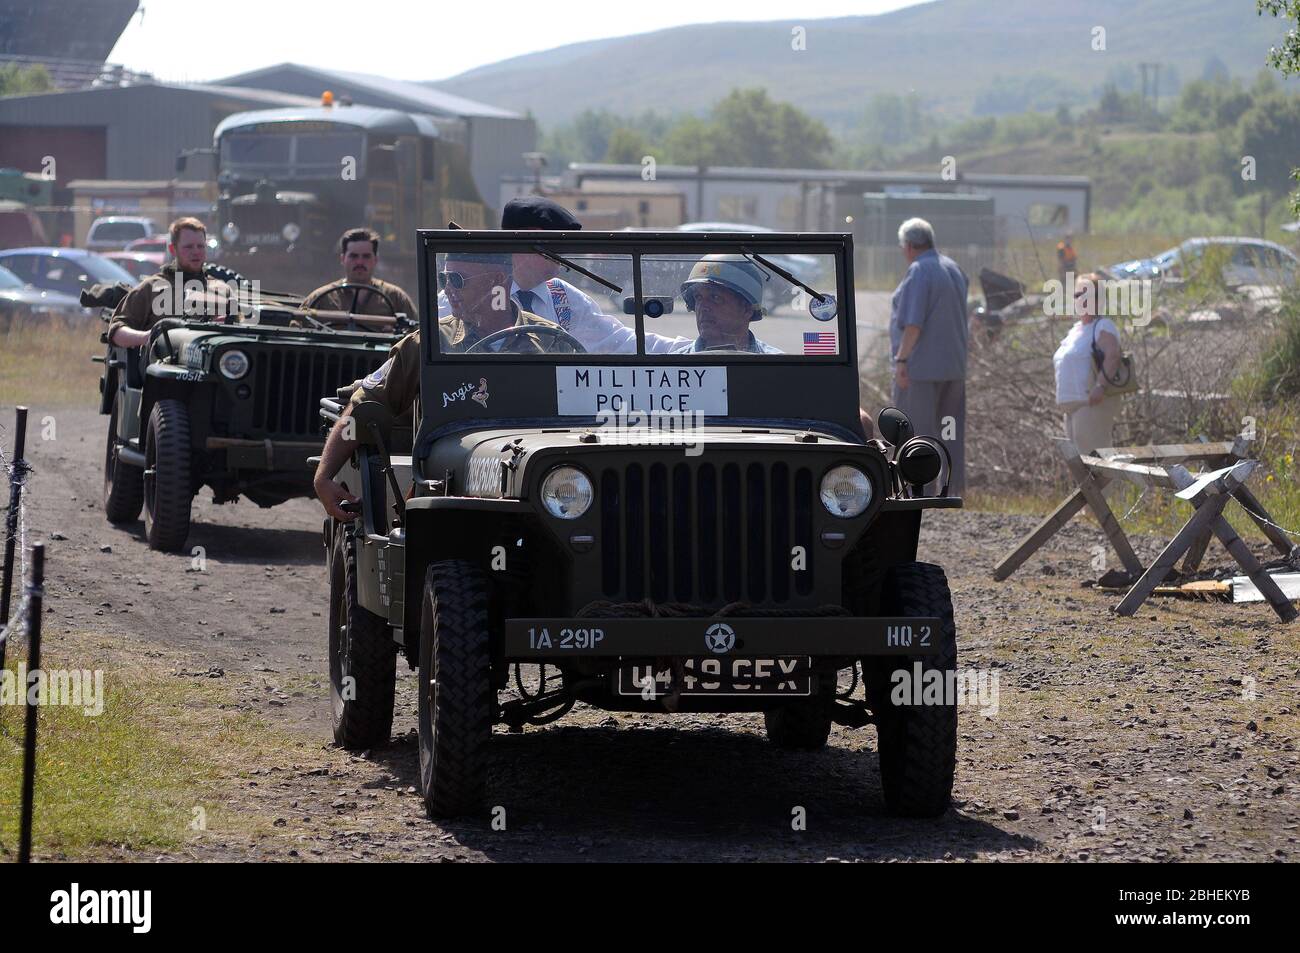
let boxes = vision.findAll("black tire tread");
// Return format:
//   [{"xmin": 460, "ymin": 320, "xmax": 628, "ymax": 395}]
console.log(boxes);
[
  {"xmin": 870, "ymin": 561, "xmax": 958, "ymax": 818},
  {"xmin": 419, "ymin": 559, "xmax": 493, "ymax": 818},
  {"xmin": 763, "ymin": 695, "xmax": 833, "ymax": 750},
  {"xmin": 144, "ymin": 399, "xmax": 192, "ymax": 552},
  {"xmin": 329, "ymin": 530, "xmax": 397, "ymax": 750},
  {"xmin": 103, "ymin": 398, "xmax": 143, "ymax": 524}
]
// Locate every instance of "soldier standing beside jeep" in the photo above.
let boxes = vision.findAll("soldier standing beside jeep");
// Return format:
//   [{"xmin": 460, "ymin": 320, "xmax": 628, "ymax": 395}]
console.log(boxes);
[
  {"xmin": 107, "ymin": 217, "xmax": 235, "ymax": 347},
  {"xmin": 304, "ymin": 227, "xmax": 417, "ymax": 318}
]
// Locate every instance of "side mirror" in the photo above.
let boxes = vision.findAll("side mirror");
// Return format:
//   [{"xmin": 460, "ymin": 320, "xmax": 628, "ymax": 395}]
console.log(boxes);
[
  {"xmin": 622, "ymin": 295, "xmax": 674, "ymax": 317},
  {"xmin": 349, "ymin": 400, "xmax": 395, "ymax": 450},
  {"xmin": 876, "ymin": 406, "xmax": 914, "ymax": 447}
]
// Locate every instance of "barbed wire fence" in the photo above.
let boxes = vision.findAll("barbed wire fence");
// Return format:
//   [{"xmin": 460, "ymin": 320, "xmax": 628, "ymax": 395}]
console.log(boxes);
[
  {"xmin": 0, "ymin": 406, "xmax": 48, "ymax": 864},
  {"xmin": 0, "ymin": 409, "xmax": 35, "ymax": 669}
]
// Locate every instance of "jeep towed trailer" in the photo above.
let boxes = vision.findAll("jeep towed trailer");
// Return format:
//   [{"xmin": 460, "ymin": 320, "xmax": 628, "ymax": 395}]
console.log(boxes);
[
  {"xmin": 322, "ymin": 229, "xmax": 962, "ymax": 819},
  {"xmin": 96, "ymin": 272, "xmax": 411, "ymax": 551}
]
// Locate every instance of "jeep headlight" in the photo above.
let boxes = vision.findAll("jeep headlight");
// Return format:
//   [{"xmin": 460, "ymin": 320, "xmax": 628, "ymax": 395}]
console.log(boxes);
[
  {"xmin": 221, "ymin": 222, "xmax": 240, "ymax": 243},
  {"xmin": 541, "ymin": 466, "xmax": 593, "ymax": 519},
  {"xmin": 282, "ymin": 222, "xmax": 301, "ymax": 242},
  {"xmin": 819, "ymin": 465, "xmax": 873, "ymax": 518},
  {"xmin": 218, "ymin": 349, "xmax": 249, "ymax": 380}
]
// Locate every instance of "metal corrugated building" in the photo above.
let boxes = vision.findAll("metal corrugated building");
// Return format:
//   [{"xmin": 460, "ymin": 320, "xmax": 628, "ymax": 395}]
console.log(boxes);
[
  {"xmin": 0, "ymin": 82, "xmax": 318, "ymax": 181},
  {"xmin": 213, "ymin": 63, "xmax": 536, "ymax": 208},
  {"xmin": 0, "ymin": 0, "xmax": 138, "ymax": 60}
]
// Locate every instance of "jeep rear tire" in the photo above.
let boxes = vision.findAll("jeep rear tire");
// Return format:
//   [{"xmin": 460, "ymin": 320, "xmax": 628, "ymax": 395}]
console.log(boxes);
[
  {"xmin": 418, "ymin": 559, "xmax": 493, "ymax": 818},
  {"xmin": 763, "ymin": 694, "xmax": 833, "ymax": 750},
  {"xmin": 866, "ymin": 561, "xmax": 957, "ymax": 818},
  {"xmin": 143, "ymin": 399, "xmax": 193, "ymax": 552},
  {"xmin": 329, "ymin": 528, "xmax": 397, "ymax": 750},
  {"xmin": 103, "ymin": 397, "xmax": 143, "ymax": 524}
]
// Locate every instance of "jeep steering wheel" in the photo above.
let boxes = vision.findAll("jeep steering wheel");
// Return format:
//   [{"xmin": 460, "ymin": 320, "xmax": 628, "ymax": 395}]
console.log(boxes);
[
  {"xmin": 464, "ymin": 324, "xmax": 587, "ymax": 354},
  {"xmin": 146, "ymin": 317, "xmax": 186, "ymax": 360},
  {"xmin": 304, "ymin": 282, "xmax": 401, "ymax": 316}
]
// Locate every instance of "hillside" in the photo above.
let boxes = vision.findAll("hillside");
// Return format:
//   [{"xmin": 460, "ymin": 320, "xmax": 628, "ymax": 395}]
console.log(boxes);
[{"xmin": 429, "ymin": 0, "xmax": 1294, "ymax": 127}]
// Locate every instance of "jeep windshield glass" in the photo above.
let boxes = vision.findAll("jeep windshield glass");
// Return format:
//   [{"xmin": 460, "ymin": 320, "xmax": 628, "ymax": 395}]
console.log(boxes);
[{"xmin": 427, "ymin": 236, "xmax": 845, "ymax": 359}]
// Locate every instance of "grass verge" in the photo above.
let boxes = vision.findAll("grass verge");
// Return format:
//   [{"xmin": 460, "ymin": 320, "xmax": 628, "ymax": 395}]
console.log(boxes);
[
  {"xmin": 0, "ymin": 627, "xmax": 288, "ymax": 860},
  {"xmin": 0, "ymin": 316, "xmax": 104, "ymax": 408}
]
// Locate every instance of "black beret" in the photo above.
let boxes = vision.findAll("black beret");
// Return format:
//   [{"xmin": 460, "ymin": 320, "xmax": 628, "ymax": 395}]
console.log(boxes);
[{"xmin": 501, "ymin": 196, "xmax": 582, "ymax": 230}]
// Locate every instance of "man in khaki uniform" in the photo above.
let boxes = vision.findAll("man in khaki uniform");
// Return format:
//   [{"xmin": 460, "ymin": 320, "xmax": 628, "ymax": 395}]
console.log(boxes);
[
  {"xmin": 107, "ymin": 216, "xmax": 236, "ymax": 347},
  {"xmin": 303, "ymin": 227, "xmax": 417, "ymax": 318},
  {"xmin": 313, "ymin": 252, "xmax": 572, "ymax": 520}
]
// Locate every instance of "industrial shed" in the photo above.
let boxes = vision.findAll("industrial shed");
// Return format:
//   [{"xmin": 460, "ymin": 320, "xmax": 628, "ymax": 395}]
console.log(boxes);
[{"xmin": 0, "ymin": 82, "xmax": 316, "ymax": 182}]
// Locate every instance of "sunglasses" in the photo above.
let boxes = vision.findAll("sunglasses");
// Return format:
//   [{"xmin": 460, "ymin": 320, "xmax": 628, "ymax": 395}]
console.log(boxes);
[{"xmin": 437, "ymin": 271, "xmax": 468, "ymax": 290}]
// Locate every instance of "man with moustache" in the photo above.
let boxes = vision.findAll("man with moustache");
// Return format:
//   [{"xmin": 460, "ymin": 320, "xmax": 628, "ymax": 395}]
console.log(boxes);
[{"xmin": 304, "ymin": 227, "xmax": 417, "ymax": 317}]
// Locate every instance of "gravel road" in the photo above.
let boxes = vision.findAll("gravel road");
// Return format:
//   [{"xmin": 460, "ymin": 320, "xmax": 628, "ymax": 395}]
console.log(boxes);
[{"xmin": 13, "ymin": 407, "xmax": 1297, "ymax": 862}]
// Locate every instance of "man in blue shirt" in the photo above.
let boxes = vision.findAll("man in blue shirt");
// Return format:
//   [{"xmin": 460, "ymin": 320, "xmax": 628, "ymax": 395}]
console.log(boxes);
[{"xmin": 889, "ymin": 217, "xmax": 969, "ymax": 494}]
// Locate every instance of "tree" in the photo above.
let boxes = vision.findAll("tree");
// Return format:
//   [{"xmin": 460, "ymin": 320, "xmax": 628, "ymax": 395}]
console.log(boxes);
[
  {"xmin": 1239, "ymin": 94, "xmax": 1300, "ymax": 194},
  {"xmin": 604, "ymin": 127, "xmax": 651, "ymax": 164},
  {"xmin": 707, "ymin": 88, "xmax": 833, "ymax": 169},
  {"xmin": 0, "ymin": 63, "xmax": 52, "ymax": 97},
  {"xmin": 1257, "ymin": 0, "xmax": 1300, "ymax": 211}
]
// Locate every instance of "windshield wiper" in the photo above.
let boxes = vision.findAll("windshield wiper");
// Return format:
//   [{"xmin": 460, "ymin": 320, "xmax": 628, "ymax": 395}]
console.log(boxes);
[
  {"xmin": 740, "ymin": 248, "xmax": 827, "ymax": 303},
  {"xmin": 532, "ymin": 246, "xmax": 622, "ymax": 294}
]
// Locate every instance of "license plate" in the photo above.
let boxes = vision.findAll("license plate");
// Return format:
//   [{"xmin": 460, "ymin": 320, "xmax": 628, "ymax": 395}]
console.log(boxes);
[{"xmin": 615, "ymin": 657, "xmax": 811, "ymax": 697}]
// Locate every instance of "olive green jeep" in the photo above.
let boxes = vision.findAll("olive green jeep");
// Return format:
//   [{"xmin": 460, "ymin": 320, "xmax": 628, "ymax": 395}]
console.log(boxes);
[{"xmin": 322, "ymin": 230, "xmax": 961, "ymax": 819}]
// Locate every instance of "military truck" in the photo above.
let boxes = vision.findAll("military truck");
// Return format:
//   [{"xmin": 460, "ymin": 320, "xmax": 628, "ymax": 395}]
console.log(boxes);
[
  {"xmin": 97, "ymin": 266, "xmax": 411, "ymax": 551},
  {"xmin": 189, "ymin": 99, "xmax": 491, "ymax": 295},
  {"xmin": 321, "ymin": 229, "xmax": 961, "ymax": 819}
]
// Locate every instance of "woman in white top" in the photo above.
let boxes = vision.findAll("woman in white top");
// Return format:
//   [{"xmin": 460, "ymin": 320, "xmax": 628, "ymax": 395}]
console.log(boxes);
[{"xmin": 1053, "ymin": 272, "xmax": 1124, "ymax": 454}]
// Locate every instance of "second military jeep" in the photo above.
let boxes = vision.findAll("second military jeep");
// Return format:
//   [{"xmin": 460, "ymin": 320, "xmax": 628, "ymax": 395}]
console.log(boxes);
[
  {"xmin": 322, "ymin": 229, "xmax": 962, "ymax": 819},
  {"xmin": 97, "ymin": 268, "xmax": 412, "ymax": 551}
]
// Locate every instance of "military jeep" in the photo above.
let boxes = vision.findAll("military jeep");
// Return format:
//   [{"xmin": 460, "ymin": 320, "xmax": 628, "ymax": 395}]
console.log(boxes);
[
  {"xmin": 96, "ymin": 266, "xmax": 412, "ymax": 551},
  {"xmin": 322, "ymin": 230, "xmax": 962, "ymax": 819}
]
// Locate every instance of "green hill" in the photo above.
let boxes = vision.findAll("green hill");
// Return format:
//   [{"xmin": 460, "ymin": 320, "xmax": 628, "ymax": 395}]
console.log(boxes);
[{"xmin": 430, "ymin": 0, "xmax": 1295, "ymax": 128}]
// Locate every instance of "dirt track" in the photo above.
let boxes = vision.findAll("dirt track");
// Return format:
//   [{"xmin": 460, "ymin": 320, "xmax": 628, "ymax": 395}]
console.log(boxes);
[{"xmin": 14, "ymin": 407, "xmax": 1299, "ymax": 862}]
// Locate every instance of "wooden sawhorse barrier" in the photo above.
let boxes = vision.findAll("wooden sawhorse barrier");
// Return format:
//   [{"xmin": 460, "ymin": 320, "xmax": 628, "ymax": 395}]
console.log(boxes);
[{"xmin": 993, "ymin": 438, "xmax": 1299, "ymax": 622}]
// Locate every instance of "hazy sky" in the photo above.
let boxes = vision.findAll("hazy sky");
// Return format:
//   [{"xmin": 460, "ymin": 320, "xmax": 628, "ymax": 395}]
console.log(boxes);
[{"xmin": 107, "ymin": 0, "xmax": 917, "ymax": 84}]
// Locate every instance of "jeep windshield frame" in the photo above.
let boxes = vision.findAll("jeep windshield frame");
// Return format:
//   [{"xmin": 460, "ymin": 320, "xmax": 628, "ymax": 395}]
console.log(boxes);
[{"xmin": 413, "ymin": 228, "xmax": 865, "ymax": 450}]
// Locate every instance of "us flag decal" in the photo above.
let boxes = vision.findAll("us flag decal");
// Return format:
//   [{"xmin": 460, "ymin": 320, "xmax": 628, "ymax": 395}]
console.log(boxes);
[{"xmin": 802, "ymin": 331, "xmax": 837, "ymax": 354}]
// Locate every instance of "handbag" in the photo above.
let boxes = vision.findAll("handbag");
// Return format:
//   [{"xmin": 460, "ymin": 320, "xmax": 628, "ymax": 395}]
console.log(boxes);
[{"xmin": 1091, "ymin": 321, "xmax": 1138, "ymax": 397}]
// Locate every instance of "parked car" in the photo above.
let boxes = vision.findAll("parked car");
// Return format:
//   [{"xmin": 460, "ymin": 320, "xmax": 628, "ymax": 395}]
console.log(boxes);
[
  {"xmin": 0, "ymin": 263, "xmax": 88, "ymax": 327},
  {"xmin": 125, "ymin": 235, "xmax": 169, "ymax": 254},
  {"xmin": 1105, "ymin": 238, "xmax": 1299, "ymax": 287},
  {"xmin": 85, "ymin": 216, "xmax": 161, "ymax": 252},
  {"xmin": 0, "ymin": 247, "xmax": 136, "ymax": 297},
  {"xmin": 103, "ymin": 250, "xmax": 166, "ymax": 280}
]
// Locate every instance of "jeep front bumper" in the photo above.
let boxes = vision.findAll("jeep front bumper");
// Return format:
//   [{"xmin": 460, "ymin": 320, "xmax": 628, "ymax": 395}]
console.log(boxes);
[
  {"xmin": 503, "ymin": 616, "xmax": 941, "ymax": 658},
  {"xmin": 205, "ymin": 436, "xmax": 322, "ymax": 470}
]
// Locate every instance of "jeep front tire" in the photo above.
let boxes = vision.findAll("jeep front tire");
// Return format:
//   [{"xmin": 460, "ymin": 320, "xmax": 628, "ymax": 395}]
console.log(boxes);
[
  {"xmin": 866, "ymin": 561, "xmax": 957, "ymax": 817},
  {"xmin": 418, "ymin": 559, "xmax": 493, "ymax": 818},
  {"xmin": 143, "ymin": 399, "xmax": 193, "ymax": 552}
]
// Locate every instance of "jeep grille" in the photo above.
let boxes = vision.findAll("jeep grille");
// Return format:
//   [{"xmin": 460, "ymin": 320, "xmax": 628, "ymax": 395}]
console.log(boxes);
[
  {"xmin": 598, "ymin": 461, "xmax": 815, "ymax": 605},
  {"xmin": 250, "ymin": 348, "xmax": 381, "ymax": 437}
]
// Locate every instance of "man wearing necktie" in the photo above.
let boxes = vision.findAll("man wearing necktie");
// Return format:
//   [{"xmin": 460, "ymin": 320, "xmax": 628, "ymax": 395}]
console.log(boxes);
[{"xmin": 437, "ymin": 197, "xmax": 686, "ymax": 353}]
